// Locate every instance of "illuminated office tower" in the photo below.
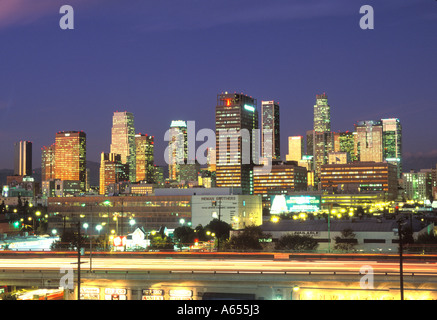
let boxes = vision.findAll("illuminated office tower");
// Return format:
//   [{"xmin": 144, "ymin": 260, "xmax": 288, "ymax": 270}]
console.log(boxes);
[
  {"xmin": 261, "ymin": 100, "xmax": 280, "ymax": 160},
  {"xmin": 54, "ymin": 131, "xmax": 86, "ymax": 191},
  {"xmin": 310, "ymin": 93, "xmax": 334, "ymax": 186},
  {"xmin": 135, "ymin": 133, "xmax": 155, "ymax": 183},
  {"xmin": 168, "ymin": 120, "xmax": 188, "ymax": 181},
  {"xmin": 382, "ymin": 118, "xmax": 402, "ymax": 178},
  {"xmin": 314, "ymin": 93, "xmax": 331, "ymax": 133},
  {"xmin": 41, "ymin": 144, "xmax": 56, "ymax": 181},
  {"xmin": 286, "ymin": 136, "xmax": 304, "ymax": 162},
  {"xmin": 355, "ymin": 120, "xmax": 383, "ymax": 163},
  {"xmin": 14, "ymin": 140, "xmax": 32, "ymax": 176},
  {"xmin": 333, "ymin": 131, "xmax": 357, "ymax": 162},
  {"xmin": 215, "ymin": 92, "xmax": 259, "ymax": 195},
  {"xmin": 99, "ymin": 152, "xmax": 126, "ymax": 195},
  {"xmin": 110, "ymin": 111, "xmax": 136, "ymax": 182}
]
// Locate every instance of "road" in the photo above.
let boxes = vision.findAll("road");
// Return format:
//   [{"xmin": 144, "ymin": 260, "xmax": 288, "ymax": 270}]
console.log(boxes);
[{"xmin": 0, "ymin": 257, "xmax": 436, "ymax": 274}]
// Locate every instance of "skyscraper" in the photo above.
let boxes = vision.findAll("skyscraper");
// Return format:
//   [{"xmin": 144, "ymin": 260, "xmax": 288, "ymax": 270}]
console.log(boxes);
[
  {"xmin": 41, "ymin": 144, "xmax": 56, "ymax": 181},
  {"xmin": 168, "ymin": 120, "xmax": 188, "ymax": 181},
  {"xmin": 99, "ymin": 152, "xmax": 126, "ymax": 195},
  {"xmin": 314, "ymin": 93, "xmax": 331, "ymax": 133},
  {"xmin": 215, "ymin": 92, "xmax": 259, "ymax": 195},
  {"xmin": 333, "ymin": 131, "xmax": 357, "ymax": 162},
  {"xmin": 110, "ymin": 111, "xmax": 136, "ymax": 182},
  {"xmin": 135, "ymin": 133, "xmax": 155, "ymax": 183},
  {"xmin": 382, "ymin": 118, "xmax": 402, "ymax": 178},
  {"xmin": 54, "ymin": 131, "xmax": 87, "ymax": 191},
  {"xmin": 261, "ymin": 100, "xmax": 280, "ymax": 160},
  {"xmin": 286, "ymin": 136, "xmax": 304, "ymax": 162},
  {"xmin": 310, "ymin": 93, "xmax": 333, "ymax": 185},
  {"xmin": 14, "ymin": 141, "xmax": 32, "ymax": 176},
  {"xmin": 355, "ymin": 120, "xmax": 383, "ymax": 163}
]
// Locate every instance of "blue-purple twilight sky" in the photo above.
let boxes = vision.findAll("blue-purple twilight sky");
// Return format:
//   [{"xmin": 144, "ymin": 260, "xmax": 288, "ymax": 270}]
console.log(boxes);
[{"xmin": 0, "ymin": 0, "xmax": 436, "ymax": 171}]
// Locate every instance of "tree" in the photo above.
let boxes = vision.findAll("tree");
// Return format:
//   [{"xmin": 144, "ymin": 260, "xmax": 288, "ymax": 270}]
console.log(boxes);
[
  {"xmin": 173, "ymin": 226, "xmax": 196, "ymax": 247},
  {"xmin": 334, "ymin": 228, "xmax": 357, "ymax": 252},
  {"xmin": 275, "ymin": 234, "xmax": 318, "ymax": 252},
  {"xmin": 205, "ymin": 219, "xmax": 232, "ymax": 242},
  {"xmin": 149, "ymin": 234, "xmax": 174, "ymax": 250},
  {"xmin": 225, "ymin": 226, "xmax": 271, "ymax": 251},
  {"xmin": 50, "ymin": 229, "xmax": 86, "ymax": 251}
]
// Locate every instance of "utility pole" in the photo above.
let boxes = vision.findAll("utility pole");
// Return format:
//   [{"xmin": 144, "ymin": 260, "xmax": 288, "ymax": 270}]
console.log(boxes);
[
  {"xmin": 217, "ymin": 199, "xmax": 222, "ymax": 252},
  {"xmin": 77, "ymin": 221, "xmax": 81, "ymax": 301},
  {"xmin": 397, "ymin": 217, "xmax": 405, "ymax": 300}
]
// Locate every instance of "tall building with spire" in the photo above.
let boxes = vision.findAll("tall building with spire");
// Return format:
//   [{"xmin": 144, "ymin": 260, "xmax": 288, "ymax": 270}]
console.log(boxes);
[
  {"xmin": 215, "ymin": 92, "xmax": 259, "ymax": 195},
  {"xmin": 110, "ymin": 111, "xmax": 136, "ymax": 182}
]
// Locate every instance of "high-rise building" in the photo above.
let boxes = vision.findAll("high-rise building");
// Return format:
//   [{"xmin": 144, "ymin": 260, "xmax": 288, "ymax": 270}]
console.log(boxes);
[
  {"xmin": 286, "ymin": 136, "xmax": 304, "ymax": 162},
  {"xmin": 14, "ymin": 141, "xmax": 32, "ymax": 176},
  {"xmin": 382, "ymin": 118, "xmax": 402, "ymax": 178},
  {"xmin": 314, "ymin": 93, "xmax": 331, "ymax": 133},
  {"xmin": 110, "ymin": 111, "xmax": 136, "ymax": 182},
  {"xmin": 355, "ymin": 120, "xmax": 383, "ymax": 163},
  {"xmin": 402, "ymin": 169, "xmax": 433, "ymax": 202},
  {"xmin": 261, "ymin": 100, "xmax": 280, "ymax": 160},
  {"xmin": 308, "ymin": 130, "xmax": 334, "ymax": 183},
  {"xmin": 54, "ymin": 131, "xmax": 87, "ymax": 191},
  {"xmin": 99, "ymin": 152, "xmax": 127, "ymax": 195},
  {"xmin": 311, "ymin": 94, "xmax": 334, "ymax": 186},
  {"xmin": 168, "ymin": 120, "xmax": 188, "ymax": 181},
  {"xmin": 333, "ymin": 131, "xmax": 357, "ymax": 162},
  {"xmin": 135, "ymin": 133, "xmax": 155, "ymax": 183},
  {"xmin": 41, "ymin": 144, "xmax": 56, "ymax": 181},
  {"xmin": 215, "ymin": 92, "xmax": 259, "ymax": 195}
]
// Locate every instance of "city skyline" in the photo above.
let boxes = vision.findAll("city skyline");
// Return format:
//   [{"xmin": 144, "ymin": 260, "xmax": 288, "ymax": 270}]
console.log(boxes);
[{"xmin": 0, "ymin": 0, "xmax": 436, "ymax": 172}]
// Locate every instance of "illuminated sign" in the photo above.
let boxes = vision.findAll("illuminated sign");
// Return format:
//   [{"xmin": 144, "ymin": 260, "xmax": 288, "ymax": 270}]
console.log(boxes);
[
  {"xmin": 169, "ymin": 289, "xmax": 193, "ymax": 300},
  {"xmin": 113, "ymin": 236, "xmax": 127, "ymax": 247},
  {"xmin": 80, "ymin": 287, "xmax": 100, "ymax": 300},
  {"xmin": 105, "ymin": 288, "xmax": 127, "ymax": 300},
  {"xmin": 296, "ymin": 288, "xmax": 435, "ymax": 300},
  {"xmin": 142, "ymin": 289, "xmax": 165, "ymax": 300},
  {"xmin": 244, "ymin": 104, "xmax": 255, "ymax": 112},
  {"xmin": 270, "ymin": 195, "xmax": 321, "ymax": 214}
]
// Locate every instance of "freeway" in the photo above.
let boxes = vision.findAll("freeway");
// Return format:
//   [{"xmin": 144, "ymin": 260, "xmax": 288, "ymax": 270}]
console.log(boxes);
[{"xmin": 0, "ymin": 257, "xmax": 436, "ymax": 275}]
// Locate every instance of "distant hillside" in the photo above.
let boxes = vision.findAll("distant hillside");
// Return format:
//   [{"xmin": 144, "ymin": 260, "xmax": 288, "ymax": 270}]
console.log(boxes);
[{"xmin": 0, "ymin": 161, "xmax": 100, "ymax": 187}]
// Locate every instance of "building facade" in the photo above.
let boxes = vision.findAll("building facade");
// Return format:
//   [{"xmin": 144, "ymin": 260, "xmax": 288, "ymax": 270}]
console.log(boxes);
[
  {"xmin": 110, "ymin": 111, "xmax": 136, "ymax": 182},
  {"xmin": 261, "ymin": 100, "xmax": 280, "ymax": 160},
  {"xmin": 14, "ymin": 141, "xmax": 32, "ymax": 177},
  {"xmin": 320, "ymin": 162, "xmax": 398, "ymax": 200},
  {"xmin": 135, "ymin": 134, "xmax": 155, "ymax": 183},
  {"xmin": 167, "ymin": 120, "xmax": 188, "ymax": 182},
  {"xmin": 215, "ymin": 92, "xmax": 259, "ymax": 195},
  {"xmin": 286, "ymin": 136, "xmax": 304, "ymax": 162},
  {"xmin": 54, "ymin": 131, "xmax": 87, "ymax": 191},
  {"xmin": 41, "ymin": 144, "xmax": 56, "ymax": 181}
]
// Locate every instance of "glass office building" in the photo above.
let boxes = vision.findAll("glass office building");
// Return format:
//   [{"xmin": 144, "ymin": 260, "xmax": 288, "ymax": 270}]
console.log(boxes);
[
  {"xmin": 54, "ymin": 131, "xmax": 87, "ymax": 191},
  {"xmin": 110, "ymin": 111, "xmax": 136, "ymax": 182}
]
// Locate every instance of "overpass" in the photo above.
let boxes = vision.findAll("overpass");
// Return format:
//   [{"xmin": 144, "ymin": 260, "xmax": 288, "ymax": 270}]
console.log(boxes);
[{"xmin": 1, "ymin": 252, "xmax": 437, "ymax": 300}]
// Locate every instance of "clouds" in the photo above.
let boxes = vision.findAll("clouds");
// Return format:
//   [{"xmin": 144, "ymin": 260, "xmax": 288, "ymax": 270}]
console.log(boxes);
[{"xmin": 133, "ymin": 0, "xmax": 355, "ymax": 32}]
